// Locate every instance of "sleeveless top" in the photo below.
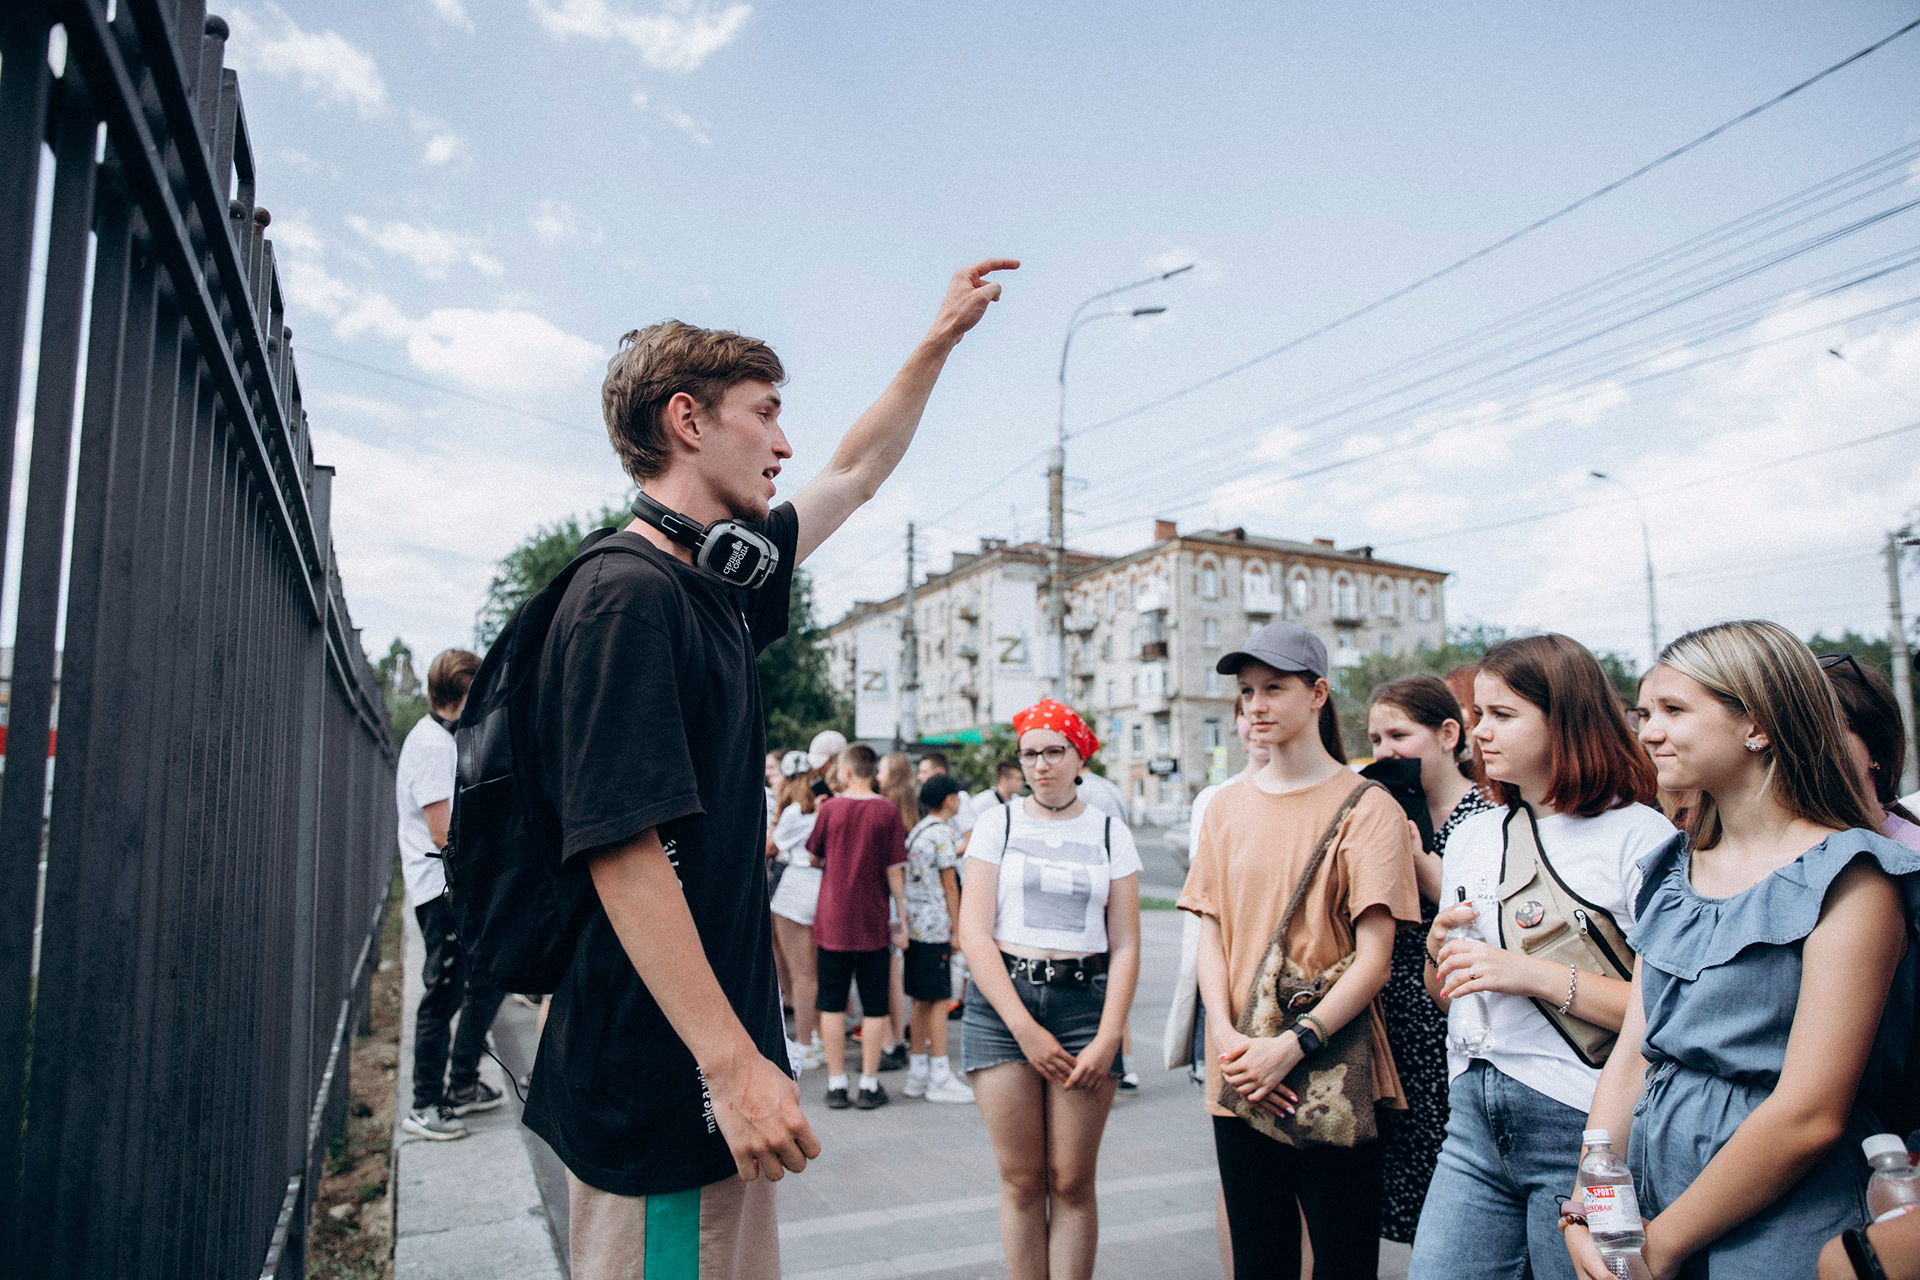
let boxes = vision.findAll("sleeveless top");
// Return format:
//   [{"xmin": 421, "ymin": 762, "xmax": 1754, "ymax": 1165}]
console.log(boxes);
[{"xmin": 1625, "ymin": 828, "xmax": 1920, "ymax": 1276}]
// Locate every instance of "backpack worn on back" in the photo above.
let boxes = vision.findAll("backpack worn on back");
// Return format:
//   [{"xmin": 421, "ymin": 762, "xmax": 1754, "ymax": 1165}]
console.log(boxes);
[{"xmin": 444, "ymin": 528, "xmax": 644, "ymax": 994}]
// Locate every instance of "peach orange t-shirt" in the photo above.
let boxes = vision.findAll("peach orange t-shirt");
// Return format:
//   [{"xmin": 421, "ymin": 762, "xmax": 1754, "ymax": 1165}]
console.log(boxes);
[{"xmin": 1177, "ymin": 770, "xmax": 1421, "ymax": 1119}]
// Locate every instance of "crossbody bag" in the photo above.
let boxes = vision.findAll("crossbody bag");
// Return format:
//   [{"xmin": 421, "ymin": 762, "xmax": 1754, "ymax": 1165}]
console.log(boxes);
[{"xmin": 1494, "ymin": 803, "xmax": 1635, "ymax": 1068}]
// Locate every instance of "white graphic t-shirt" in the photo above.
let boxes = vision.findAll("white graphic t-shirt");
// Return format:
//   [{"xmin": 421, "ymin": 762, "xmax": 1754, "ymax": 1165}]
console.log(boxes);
[{"xmin": 965, "ymin": 802, "xmax": 1142, "ymax": 955}]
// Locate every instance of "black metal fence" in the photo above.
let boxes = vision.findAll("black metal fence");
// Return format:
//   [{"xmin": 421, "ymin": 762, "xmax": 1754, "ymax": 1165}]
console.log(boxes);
[{"xmin": 0, "ymin": 4, "xmax": 399, "ymax": 1276}]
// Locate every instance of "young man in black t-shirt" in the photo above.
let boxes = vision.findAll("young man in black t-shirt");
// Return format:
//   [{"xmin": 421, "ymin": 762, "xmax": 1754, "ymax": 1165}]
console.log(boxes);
[{"xmin": 525, "ymin": 260, "xmax": 1016, "ymax": 1280}]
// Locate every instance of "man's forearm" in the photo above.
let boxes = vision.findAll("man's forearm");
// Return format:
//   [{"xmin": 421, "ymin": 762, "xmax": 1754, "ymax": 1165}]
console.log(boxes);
[{"xmin": 589, "ymin": 829, "xmax": 759, "ymax": 1074}]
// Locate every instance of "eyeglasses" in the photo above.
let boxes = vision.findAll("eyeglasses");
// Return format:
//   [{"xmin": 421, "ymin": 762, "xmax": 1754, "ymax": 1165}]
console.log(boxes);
[
  {"xmin": 1818, "ymin": 652, "xmax": 1866, "ymax": 684},
  {"xmin": 1017, "ymin": 746, "xmax": 1072, "ymax": 765}
]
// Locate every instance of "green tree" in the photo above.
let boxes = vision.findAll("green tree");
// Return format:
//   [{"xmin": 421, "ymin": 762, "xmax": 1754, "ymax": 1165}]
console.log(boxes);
[
  {"xmin": 475, "ymin": 503, "xmax": 626, "ymax": 648},
  {"xmin": 760, "ymin": 567, "xmax": 851, "ymax": 751},
  {"xmin": 375, "ymin": 638, "xmax": 429, "ymax": 742}
]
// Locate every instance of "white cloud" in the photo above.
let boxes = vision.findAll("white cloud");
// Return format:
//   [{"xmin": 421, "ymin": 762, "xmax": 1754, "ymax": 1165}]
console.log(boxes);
[
  {"xmin": 529, "ymin": 0, "xmax": 753, "ymax": 72},
  {"xmin": 272, "ymin": 212, "xmax": 604, "ymax": 396},
  {"xmin": 630, "ymin": 88, "xmax": 650, "ymax": 109},
  {"xmin": 410, "ymin": 111, "xmax": 468, "ymax": 167},
  {"xmin": 531, "ymin": 198, "xmax": 604, "ymax": 246},
  {"xmin": 345, "ymin": 215, "xmax": 502, "ymax": 279},
  {"xmin": 423, "ymin": 0, "xmax": 476, "ymax": 32},
  {"xmin": 223, "ymin": 3, "xmax": 387, "ymax": 117},
  {"xmin": 403, "ymin": 309, "xmax": 605, "ymax": 395},
  {"xmin": 658, "ymin": 105, "xmax": 711, "ymax": 145}
]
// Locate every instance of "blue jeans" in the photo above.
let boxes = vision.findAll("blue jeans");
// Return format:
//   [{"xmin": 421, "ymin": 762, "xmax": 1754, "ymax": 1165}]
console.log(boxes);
[{"xmin": 1408, "ymin": 1062, "xmax": 1585, "ymax": 1280}]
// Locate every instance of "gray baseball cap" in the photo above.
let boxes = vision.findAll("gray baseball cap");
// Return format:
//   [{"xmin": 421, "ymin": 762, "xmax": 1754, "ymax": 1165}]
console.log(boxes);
[{"xmin": 1216, "ymin": 620, "xmax": 1329, "ymax": 681}]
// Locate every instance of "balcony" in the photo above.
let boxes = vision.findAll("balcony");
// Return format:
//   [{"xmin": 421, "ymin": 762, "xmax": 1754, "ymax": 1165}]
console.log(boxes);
[
  {"xmin": 1137, "ymin": 690, "xmax": 1168, "ymax": 715},
  {"xmin": 1138, "ymin": 639, "xmax": 1169, "ymax": 662},
  {"xmin": 1243, "ymin": 584, "xmax": 1280, "ymax": 616},
  {"xmin": 1065, "ymin": 608, "xmax": 1098, "ymax": 633},
  {"xmin": 958, "ymin": 682, "xmax": 979, "ymax": 702},
  {"xmin": 1134, "ymin": 579, "xmax": 1170, "ymax": 614},
  {"xmin": 1332, "ymin": 608, "xmax": 1363, "ymax": 627},
  {"xmin": 957, "ymin": 602, "xmax": 978, "ymax": 621},
  {"xmin": 954, "ymin": 642, "xmax": 979, "ymax": 662}
]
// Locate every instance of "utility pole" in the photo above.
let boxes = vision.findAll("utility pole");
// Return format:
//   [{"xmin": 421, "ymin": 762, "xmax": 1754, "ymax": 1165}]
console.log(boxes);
[
  {"xmin": 1887, "ymin": 533, "xmax": 1918, "ymax": 796},
  {"xmin": 899, "ymin": 521, "xmax": 919, "ymax": 747},
  {"xmin": 1591, "ymin": 472, "xmax": 1659, "ymax": 669}
]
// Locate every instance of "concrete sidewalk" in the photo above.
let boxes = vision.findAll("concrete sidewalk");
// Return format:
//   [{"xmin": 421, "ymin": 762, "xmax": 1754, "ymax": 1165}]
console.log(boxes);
[
  {"xmin": 393, "ymin": 909, "xmax": 566, "ymax": 1279},
  {"xmin": 393, "ymin": 905, "xmax": 1414, "ymax": 1279}
]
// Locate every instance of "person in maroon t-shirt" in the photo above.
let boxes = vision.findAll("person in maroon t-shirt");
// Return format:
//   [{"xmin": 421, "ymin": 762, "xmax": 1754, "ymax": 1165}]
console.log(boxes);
[{"xmin": 806, "ymin": 743, "xmax": 909, "ymax": 1109}]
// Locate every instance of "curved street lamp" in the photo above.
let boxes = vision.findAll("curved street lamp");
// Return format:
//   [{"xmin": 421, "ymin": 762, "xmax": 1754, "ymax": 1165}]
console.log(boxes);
[
  {"xmin": 1046, "ymin": 267, "xmax": 1191, "ymax": 697},
  {"xmin": 1591, "ymin": 470, "xmax": 1660, "ymax": 671}
]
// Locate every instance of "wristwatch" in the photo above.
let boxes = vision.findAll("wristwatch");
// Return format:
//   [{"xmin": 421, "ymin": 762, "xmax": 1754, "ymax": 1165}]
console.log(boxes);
[{"xmin": 1291, "ymin": 1024, "xmax": 1323, "ymax": 1056}]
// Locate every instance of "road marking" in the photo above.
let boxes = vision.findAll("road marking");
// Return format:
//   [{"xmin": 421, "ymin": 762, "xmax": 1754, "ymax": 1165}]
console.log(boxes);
[
  {"xmin": 779, "ymin": 1167, "xmax": 1215, "ymax": 1243},
  {"xmin": 783, "ymin": 1207, "xmax": 1215, "ymax": 1279}
]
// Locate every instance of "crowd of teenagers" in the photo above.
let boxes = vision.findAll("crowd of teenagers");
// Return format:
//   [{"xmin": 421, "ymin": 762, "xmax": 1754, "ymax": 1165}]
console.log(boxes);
[{"xmin": 429, "ymin": 265, "xmax": 1920, "ymax": 1280}]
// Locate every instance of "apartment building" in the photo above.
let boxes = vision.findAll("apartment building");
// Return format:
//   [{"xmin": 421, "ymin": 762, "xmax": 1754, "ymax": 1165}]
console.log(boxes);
[
  {"xmin": 1066, "ymin": 520, "xmax": 1448, "ymax": 818},
  {"xmin": 823, "ymin": 520, "xmax": 1449, "ymax": 817}
]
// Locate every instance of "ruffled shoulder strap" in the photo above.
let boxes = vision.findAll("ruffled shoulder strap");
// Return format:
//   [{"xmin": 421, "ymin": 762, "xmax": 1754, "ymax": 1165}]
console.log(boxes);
[{"xmin": 1631, "ymin": 828, "xmax": 1920, "ymax": 981}]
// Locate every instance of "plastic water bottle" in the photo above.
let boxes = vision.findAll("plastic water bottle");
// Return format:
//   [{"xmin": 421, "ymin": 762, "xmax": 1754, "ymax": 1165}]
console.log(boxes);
[
  {"xmin": 1445, "ymin": 882, "xmax": 1493, "ymax": 1055},
  {"xmin": 1866, "ymin": 1133, "xmax": 1920, "ymax": 1223},
  {"xmin": 1581, "ymin": 1129, "xmax": 1650, "ymax": 1279}
]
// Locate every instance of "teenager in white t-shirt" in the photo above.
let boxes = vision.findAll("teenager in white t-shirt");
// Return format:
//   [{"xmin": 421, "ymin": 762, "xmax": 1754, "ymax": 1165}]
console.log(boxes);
[
  {"xmin": 1407, "ymin": 636, "xmax": 1674, "ymax": 1280},
  {"xmin": 956, "ymin": 700, "xmax": 1141, "ymax": 1280},
  {"xmin": 397, "ymin": 649, "xmax": 508, "ymax": 1142}
]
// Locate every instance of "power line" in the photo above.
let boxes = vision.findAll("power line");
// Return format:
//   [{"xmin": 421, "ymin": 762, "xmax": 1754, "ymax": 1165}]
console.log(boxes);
[
  {"xmin": 1065, "ymin": 16, "xmax": 1920, "ymax": 445},
  {"xmin": 298, "ymin": 345, "xmax": 604, "ymax": 437}
]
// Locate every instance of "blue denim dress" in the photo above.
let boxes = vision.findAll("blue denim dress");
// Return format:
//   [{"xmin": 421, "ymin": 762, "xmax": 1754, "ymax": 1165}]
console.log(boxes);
[{"xmin": 1626, "ymin": 829, "xmax": 1920, "ymax": 1278}]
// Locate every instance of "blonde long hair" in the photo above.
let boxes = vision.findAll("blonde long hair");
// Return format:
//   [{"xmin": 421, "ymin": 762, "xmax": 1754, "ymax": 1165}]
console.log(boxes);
[
  {"xmin": 878, "ymin": 751, "xmax": 919, "ymax": 832},
  {"xmin": 1658, "ymin": 620, "xmax": 1880, "ymax": 848}
]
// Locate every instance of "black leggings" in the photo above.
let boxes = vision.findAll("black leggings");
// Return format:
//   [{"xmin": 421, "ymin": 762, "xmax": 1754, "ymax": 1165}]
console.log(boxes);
[{"xmin": 1212, "ymin": 1115, "xmax": 1384, "ymax": 1280}]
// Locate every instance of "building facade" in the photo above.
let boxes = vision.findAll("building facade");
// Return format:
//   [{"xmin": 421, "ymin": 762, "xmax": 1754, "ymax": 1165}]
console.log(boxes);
[{"xmin": 823, "ymin": 520, "xmax": 1449, "ymax": 818}]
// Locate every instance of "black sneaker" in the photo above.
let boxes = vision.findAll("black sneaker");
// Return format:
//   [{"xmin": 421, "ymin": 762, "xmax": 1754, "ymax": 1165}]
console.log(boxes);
[
  {"xmin": 825, "ymin": 1086, "xmax": 852, "ymax": 1110},
  {"xmin": 856, "ymin": 1082, "xmax": 890, "ymax": 1110},
  {"xmin": 401, "ymin": 1105, "xmax": 468, "ymax": 1141},
  {"xmin": 878, "ymin": 1042, "xmax": 908, "ymax": 1072},
  {"xmin": 445, "ymin": 1080, "xmax": 504, "ymax": 1116}
]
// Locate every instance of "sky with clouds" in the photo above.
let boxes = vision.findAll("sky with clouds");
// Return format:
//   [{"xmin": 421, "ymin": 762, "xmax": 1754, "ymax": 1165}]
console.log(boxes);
[{"xmin": 197, "ymin": 0, "xmax": 1920, "ymax": 670}]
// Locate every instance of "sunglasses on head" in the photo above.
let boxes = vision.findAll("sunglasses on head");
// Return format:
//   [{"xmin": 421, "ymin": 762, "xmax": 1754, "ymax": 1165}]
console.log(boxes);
[{"xmin": 1818, "ymin": 652, "xmax": 1866, "ymax": 684}]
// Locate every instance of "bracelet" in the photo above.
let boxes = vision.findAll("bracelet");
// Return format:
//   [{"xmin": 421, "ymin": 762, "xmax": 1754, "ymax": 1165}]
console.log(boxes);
[
  {"xmin": 1296, "ymin": 1012, "xmax": 1330, "ymax": 1045},
  {"xmin": 1555, "ymin": 1195, "xmax": 1588, "ymax": 1234},
  {"xmin": 1425, "ymin": 940, "xmax": 1442, "ymax": 968},
  {"xmin": 1844, "ymin": 1226, "xmax": 1888, "ymax": 1280},
  {"xmin": 1557, "ymin": 964, "xmax": 1578, "ymax": 1016}
]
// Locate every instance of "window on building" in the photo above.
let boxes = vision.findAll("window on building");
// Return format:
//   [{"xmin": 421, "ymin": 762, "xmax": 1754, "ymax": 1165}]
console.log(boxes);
[
  {"xmin": 1199, "ymin": 564, "xmax": 1220, "ymax": 599},
  {"xmin": 1101, "ymin": 634, "xmax": 1113, "ymax": 660},
  {"xmin": 1202, "ymin": 617, "xmax": 1219, "ymax": 647},
  {"xmin": 1106, "ymin": 679, "xmax": 1115, "ymax": 707},
  {"xmin": 1204, "ymin": 668, "xmax": 1221, "ymax": 696},
  {"xmin": 1415, "ymin": 586, "xmax": 1433, "ymax": 621},
  {"xmin": 1376, "ymin": 581, "xmax": 1395, "ymax": 616},
  {"xmin": 1290, "ymin": 572, "xmax": 1310, "ymax": 611},
  {"xmin": 1131, "ymin": 674, "xmax": 1139, "ymax": 699},
  {"xmin": 1335, "ymin": 575, "xmax": 1357, "ymax": 616},
  {"xmin": 1380, "ymin": 633, "xmax": 1395, "ymax": 656},
  {"xmin": 1130, "ymin": 723, "xmax": 1144, "ymax": 753},
  {"xmin": 1337, "ymin": 631, "xmax": 1353, "ymax": 651},
  {"xmin": 1204, "ymin": 718, "xmax": 1223, "ymax": 750}
]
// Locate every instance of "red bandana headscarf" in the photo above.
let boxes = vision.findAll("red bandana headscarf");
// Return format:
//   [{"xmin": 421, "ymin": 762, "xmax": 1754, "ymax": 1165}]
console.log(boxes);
[{"xmin": 1011, "ymin": 699, "xmax": 1099, "ymax": 763}]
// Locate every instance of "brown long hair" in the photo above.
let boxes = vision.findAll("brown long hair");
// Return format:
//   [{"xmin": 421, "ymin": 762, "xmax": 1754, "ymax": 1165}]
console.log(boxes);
[
  {"xmin": 878, "ymin": 751, "xmax": 919, "ymax": 831},
  {"xmin": 1474, "ymin": 634, "xmax": 1657, "ymax": 817},
  {"xmin": 775, "ymin": 771, "xmax": 818, "ymax": 818},
  {"xmin": 1824, "ymin": 653, "xmax": 1915, "ymax": 818},
  {"xmin": 1371, "ymin": 674, "xmax": 1471, "ymax": 778},
  {"xmin": 1660, "ymin": 621, "xmax": 1882, "ymax": 848}
]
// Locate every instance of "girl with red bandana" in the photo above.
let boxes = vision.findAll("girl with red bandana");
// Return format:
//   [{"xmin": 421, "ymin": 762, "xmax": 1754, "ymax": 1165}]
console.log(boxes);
[{"xmin": 955, "ymin": 699, "xmax": 1143, "ymax": 1280}]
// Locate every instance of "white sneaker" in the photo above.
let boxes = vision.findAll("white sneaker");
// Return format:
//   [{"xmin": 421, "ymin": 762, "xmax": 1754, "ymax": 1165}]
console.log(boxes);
[
  {"xmin": 401, "ymin": 1106, "xmax": 469, "ymax": 1141},
  {"xmin": 903, "ymin": 1069, "xmax": 930, "ymax": 1098},
  {"xmin": 799, "ymin": 1041, "xmax": 827, "ymax": 1071},
  {"xmin": 925, "ymin": 1073, "xmax": 975, "ymax": 1104}
]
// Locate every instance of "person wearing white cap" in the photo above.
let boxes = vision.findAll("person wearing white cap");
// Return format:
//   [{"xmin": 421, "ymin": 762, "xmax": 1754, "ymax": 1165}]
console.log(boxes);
[{"xmin": 770, "ymin": 750, "xmax": 829, "ymax": 1069}]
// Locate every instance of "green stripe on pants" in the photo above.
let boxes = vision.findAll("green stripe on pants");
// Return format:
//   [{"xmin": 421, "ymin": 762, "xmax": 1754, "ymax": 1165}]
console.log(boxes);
[{"xmin": 644, "ymin": 1185, "xmax": 701, "ymax": 1280}]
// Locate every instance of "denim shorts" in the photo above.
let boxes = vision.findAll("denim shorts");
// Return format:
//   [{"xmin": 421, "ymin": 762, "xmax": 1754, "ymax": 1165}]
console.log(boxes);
[{"xmin": 961, "ymin": 968, "xmax": 1119, "ymax": 1076}]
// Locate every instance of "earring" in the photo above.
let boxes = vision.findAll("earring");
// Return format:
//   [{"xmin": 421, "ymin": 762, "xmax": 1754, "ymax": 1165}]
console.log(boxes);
[{"xmin": 1744, "ymin": 741, "xmax": 1765, "ymax": 753}]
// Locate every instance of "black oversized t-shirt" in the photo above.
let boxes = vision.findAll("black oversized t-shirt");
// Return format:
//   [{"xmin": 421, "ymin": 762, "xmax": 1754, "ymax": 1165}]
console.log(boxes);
[{"xmin": 520, "ymin": 502, "xmax": 797, "ymax": 1196}]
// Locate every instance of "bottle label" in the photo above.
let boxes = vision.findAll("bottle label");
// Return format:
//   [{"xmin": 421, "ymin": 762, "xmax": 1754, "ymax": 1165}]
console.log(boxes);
[
  {"xmin": 1874, "ymin": 1204, "xmax": 1918, "ymax": 1224},
  {"xmin": 1583, "ymin": 1183, "xmax": 1641, "ymax": 1232}
]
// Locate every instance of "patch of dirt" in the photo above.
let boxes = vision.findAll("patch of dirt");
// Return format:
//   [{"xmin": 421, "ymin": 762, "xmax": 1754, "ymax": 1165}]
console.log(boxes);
[{"xmin": 308, "ymin": 871, "xmax": 404, "ymax": 1280}]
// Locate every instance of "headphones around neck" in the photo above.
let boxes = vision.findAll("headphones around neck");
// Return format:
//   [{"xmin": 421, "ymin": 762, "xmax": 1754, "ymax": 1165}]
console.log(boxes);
[{"xmin": 631, "ymin": 490, "xmax": 780, "ymax": 590}]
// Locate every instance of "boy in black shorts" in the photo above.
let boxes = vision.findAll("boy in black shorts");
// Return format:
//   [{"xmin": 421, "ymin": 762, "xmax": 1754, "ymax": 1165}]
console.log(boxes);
[{"xmin": 902, "ymin": 775, "xmax": 972, "ymax": 1103}]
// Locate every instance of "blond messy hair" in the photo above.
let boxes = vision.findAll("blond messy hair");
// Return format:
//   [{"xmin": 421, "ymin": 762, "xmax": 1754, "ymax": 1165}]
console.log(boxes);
[
  {"xmin": 1658, "ymin": 619, "xmax": 1880, "ymax": 848},
  {"xmin": 601, "ymin": 320, "xmax": 786, "ymax": 482}
]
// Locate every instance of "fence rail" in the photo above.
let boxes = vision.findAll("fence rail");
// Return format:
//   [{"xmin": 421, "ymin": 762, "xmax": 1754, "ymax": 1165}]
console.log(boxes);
[{"xmin": 0, "ymin": 4, "xmax": 399, "ymax": 1277}]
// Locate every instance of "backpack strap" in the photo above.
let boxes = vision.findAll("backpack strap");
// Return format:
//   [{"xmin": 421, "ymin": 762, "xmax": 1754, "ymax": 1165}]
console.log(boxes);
[{"xmin": 1103, "ymin": 816, "xmax": 1112, "ymax": 861}]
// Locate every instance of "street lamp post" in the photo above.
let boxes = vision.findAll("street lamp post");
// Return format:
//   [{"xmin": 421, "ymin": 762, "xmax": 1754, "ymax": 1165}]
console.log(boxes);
[
  {"xmin": 1591, "ymin": 471, "xmax": 1660, "ymax": 671},
  {"xmin": 1046, "ymin": 264, "xmax": 1192, "ymax": 700},
  {"xmin": 1888, "ymin": 534, "xmax": 1919, "ymax": 796}
]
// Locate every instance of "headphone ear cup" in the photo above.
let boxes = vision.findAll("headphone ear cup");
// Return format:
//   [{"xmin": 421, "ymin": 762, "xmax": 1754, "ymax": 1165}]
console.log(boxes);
[{"xmin": 695, "ymin": 521, "xmax": 780, "ymax": 588}]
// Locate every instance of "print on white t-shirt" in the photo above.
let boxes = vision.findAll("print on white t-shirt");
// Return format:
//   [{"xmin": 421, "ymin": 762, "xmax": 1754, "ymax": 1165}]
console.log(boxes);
[{"xmin": 966, "ymin": 803, "xmax": 1143, "ymax": 954}]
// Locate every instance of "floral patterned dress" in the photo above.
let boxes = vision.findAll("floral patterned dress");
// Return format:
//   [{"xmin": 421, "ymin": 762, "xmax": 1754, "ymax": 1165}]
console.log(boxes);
[{"xmin": 1378, "ymin": 787, "xmax": 1492, "ymax": 1243}]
